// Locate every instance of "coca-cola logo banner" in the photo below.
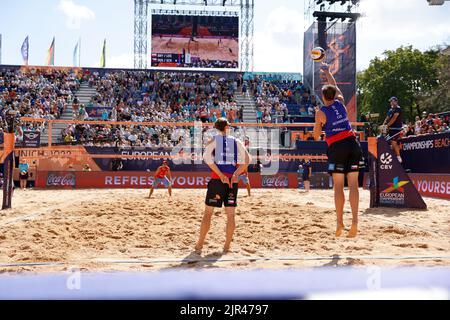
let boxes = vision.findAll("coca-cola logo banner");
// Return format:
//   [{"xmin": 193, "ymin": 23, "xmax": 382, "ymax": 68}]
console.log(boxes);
[
  {"xmin": 36, "ymin": 172, "xmax": 299, "ymax": 189},
  {"xmin": 261, "ymin": 175, "xmax": 289, "ymax": 188},
  {"xmin": 46, "ymin": 172, "xmax": 76, "ymax": 187}
]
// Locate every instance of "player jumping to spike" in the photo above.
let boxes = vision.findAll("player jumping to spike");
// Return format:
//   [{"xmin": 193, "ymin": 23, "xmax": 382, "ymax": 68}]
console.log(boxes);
[{"xmin": 313, "ymin": 63, "xmax": 362, "ymax": 238}]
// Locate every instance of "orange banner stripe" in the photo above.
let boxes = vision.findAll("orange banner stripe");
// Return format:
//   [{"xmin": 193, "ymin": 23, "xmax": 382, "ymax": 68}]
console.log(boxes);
[{"xmin": 20, "ymin": 117, "xmax": 366, "ymax": 128}]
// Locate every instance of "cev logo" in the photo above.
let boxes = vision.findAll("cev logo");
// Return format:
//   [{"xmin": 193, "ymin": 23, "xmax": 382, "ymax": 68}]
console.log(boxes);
[{"xmin": 380, "ymin": 153, "xmax": 393, "ymax": 170}]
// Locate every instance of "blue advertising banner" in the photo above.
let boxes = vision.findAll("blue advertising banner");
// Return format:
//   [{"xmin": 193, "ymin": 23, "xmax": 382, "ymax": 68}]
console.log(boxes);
[
  {"xmin": 86, "ymin": 142, "xmax": 369, "ymax": 173},
  {"xmin": 399, "ymin": 132, "xmax": 450, "ymax": 174},
  {"xmin": 1, "ymin": 132, "xmax": 40, "ymax": 147},
  {"xmin": 22, "ymin": 131, "xmax": 41, "ymax": 148}
]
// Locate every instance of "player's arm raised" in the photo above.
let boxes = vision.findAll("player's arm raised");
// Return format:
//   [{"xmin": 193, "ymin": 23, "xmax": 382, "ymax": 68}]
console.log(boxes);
[{"xmin": 321, "ymin": 63, "xmax": 344, "ymax": 105}]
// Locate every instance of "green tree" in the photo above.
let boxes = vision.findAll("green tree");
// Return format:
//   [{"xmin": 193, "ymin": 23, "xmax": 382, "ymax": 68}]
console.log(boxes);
[
  {"xmin": 357, "ymin": 46, "xmax": 440, "ymax": 123},
  {"xmin": 417, "ymin": 48, "xmax": 450, "ymax": 114}
]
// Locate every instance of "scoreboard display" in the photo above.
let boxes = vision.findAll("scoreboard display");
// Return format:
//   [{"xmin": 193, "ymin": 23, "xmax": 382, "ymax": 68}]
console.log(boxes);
[
  {"xmin": 151, "ymin": 53, "xmax": 185, "ymax": 67},
  {"xmin": 151, "ymin": 14, "xmax": 239, "ymax": 69}
]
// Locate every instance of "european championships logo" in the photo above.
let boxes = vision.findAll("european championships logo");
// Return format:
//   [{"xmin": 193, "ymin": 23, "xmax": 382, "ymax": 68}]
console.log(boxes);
[{"xmin": 383, "ymin": 177, "xmax": 410, "ymax": 193}]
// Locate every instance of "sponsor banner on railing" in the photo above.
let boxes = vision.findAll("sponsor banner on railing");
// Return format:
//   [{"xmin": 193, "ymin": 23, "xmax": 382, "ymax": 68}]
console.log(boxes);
[
  {"xmin": 19, "ymin": 142, "xmax": 368, "ymax": 173},
  {"xmin": 399, "ymin": 132, "xmax": 450, "ymax": 174},
  {"xmin": 35, "ymin": 171, "xmax": 301, "ymax": 189},
  {"xmin": 22, "ymin": 131, "xmax": 41, "ymax": 148}
]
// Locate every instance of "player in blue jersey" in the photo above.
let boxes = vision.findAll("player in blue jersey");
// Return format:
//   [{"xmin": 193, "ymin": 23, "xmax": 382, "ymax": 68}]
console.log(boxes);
[
  {"xmin": 195, "ymin": 118, "xmax": 252, "ymax": 253},
  {"xmin": 302, "ymin": 160, "xmax": 312, "ymax": 192},
  {"xmin": 382, "ymin": 97, "xmax": 403, "ymax": 163},
  {"xmin": 313, "ymin": 63, "xmax": 363, "ymax": 238}
]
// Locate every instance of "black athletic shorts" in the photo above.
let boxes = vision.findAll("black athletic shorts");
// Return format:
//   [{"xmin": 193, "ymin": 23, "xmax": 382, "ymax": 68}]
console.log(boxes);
[
  {"xmin": 327, "ymin": 136, "xmax": 363, "ymax": 174},
  {"xmin": 20, "ymin": 173, "xmax": 29, "ymax": 180},
  {"xmin": 205, "ymin": 179, "xmax": 238, "ymax": 208}
]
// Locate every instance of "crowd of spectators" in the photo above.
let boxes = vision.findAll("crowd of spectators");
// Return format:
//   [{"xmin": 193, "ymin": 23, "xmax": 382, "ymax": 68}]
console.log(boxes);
[
  {"xmin": 3, "ymin": 67, "xmax": 448, "ymax": 150},
  {"xmin": 244, "ymin": 76, "xmax": 319, "ymax": 124},
  {"xmin": 0, "ymin": 68, "xmax": 80, "ymax": 142},
  {"xmin": 62, "ymin": 70, "xmax": 245, "ymax": 148},
  {"xmin": 403, "ymin": 112, "xmax": 450, "ymax": 137}
]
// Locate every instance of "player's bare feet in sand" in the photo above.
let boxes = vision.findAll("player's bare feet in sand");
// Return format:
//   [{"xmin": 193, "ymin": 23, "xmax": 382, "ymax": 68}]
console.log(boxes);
[
  {"xmin": 335, "ymin": 224, "xmax": 345, "ymax": 237},
  {"xmin": 223, "ymin": 243, "xmax": 232, "ymax": 253},
  {"xmin": 194, "ymin": 244, "xmax": 203, "ymax": 254},
  {"xmin": 347, "ymin": 224, "xmax": 358, "ymax": 238}
]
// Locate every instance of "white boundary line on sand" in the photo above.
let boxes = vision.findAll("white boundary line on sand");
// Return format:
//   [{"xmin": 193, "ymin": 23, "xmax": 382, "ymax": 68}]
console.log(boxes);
[
  {"xmin": 362, "ymin": 214, "xmax": 450, "ymax": 237},
  {"xmin": 1, "ymin": 255, "xmax": 450, "ymax": 268},
  {"xmin": 0, "ymin": 208, "xmax": 57, "ymax": 228}
]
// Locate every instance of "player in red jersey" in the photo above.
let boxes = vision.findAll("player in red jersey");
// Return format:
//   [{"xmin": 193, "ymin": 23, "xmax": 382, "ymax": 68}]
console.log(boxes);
[{"xmin": 148, "ymin": 160, "xmax": 172, "ymax": 198}]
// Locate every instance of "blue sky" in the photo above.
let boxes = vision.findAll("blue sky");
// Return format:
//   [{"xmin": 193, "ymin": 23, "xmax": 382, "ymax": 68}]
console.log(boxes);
[{"xmin": 0, "ymin": 0, "xmax": 449, "ymax": 72}]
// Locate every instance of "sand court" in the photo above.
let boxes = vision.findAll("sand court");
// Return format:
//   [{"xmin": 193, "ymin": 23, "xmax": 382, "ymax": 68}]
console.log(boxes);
[{"xmin": 0, "ymin": 188, "xmax": 449, "ymax": 273}]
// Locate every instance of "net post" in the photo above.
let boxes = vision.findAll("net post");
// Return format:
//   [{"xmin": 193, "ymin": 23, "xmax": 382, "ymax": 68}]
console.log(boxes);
[
  {"xmin": 1, "ymin": 110, "xmax": 18, "ymax": 210},
  {"xmin": 48, "ymin": 121, "xmax": 53, "ymax": 148}
]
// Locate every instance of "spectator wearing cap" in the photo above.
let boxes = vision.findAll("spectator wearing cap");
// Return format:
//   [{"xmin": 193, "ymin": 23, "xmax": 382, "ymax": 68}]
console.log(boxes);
[{"xmin": 382, "ymin": 97, "xmax": 403, "ymax": 163}]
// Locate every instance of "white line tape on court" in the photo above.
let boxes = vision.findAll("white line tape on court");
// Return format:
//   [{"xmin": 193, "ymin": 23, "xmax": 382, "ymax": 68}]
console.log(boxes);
[
  {"xmin": 0, "ymin": 208, "xmax": 58, "ymax": 228},
  {"xmin": 1, "ymin": 255, "xmax": 450, "ymax": 268},
  {"xmin": 363, "ymin": 214, "xmax": 450, "ymax": 237}
]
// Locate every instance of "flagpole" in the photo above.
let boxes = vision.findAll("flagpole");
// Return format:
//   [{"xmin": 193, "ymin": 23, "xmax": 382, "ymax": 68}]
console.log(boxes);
[
  {"xmin": 79, "ymin": 37, "xmax": 81, "ymax": 67},
  {"xmin": 26, "ymin": 36, "xmax": 29, "ymax": 66},
  {"xmin": 0, "ymin": 34, "xmax": 2, "ymax": 65},
  {"xmin": 103, "ymin": 39, "xmax": 105, "ymax": 68}
]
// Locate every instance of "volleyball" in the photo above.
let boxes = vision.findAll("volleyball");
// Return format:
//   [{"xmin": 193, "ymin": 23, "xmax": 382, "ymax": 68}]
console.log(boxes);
[{"xmin": 310, "ymin": 47, "xmax": 326, "ymax": 62}]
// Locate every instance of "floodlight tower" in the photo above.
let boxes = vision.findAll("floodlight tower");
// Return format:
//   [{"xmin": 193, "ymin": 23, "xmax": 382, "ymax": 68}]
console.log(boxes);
[{"xmin": 134, "ymin": 0, "xmax": 148, "ymax": 69}]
